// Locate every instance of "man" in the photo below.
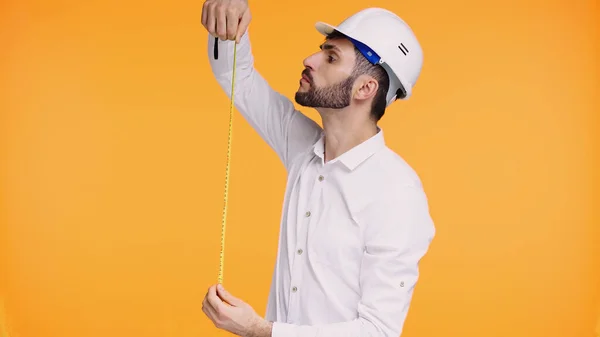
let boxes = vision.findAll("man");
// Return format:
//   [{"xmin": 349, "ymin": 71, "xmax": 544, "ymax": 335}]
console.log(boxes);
[{"xmin": 200, "ymin": 1, "xmax": 435, "ymax": 337}]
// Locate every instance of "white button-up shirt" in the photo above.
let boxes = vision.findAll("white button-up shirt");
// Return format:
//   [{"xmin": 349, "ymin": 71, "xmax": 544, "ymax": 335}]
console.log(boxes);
[{"xmin": 208, "ymin": 31, "xmax": 435, "ymax": 337}]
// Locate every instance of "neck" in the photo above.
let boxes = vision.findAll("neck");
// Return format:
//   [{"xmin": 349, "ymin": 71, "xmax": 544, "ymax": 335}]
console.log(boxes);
[{"xmin": 318, "ymin": 107, "xmax": 378, "ymax": 163}]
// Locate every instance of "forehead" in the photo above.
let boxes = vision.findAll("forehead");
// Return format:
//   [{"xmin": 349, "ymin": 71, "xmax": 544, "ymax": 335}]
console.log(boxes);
[{"xmin": 320, "ymin": 37, "xmax": 356, "ymax": 56}]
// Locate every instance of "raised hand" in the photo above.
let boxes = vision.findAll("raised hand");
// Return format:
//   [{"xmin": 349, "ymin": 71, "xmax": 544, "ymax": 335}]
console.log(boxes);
[{"xmin": 201, "ymin": 0, "xmax": 251, "ymax": 43}]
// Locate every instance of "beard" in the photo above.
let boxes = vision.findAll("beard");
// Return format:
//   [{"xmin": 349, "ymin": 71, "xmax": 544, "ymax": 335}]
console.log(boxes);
[{"xmin": 295, "ymin": 72, "xmax": 357, "ymax": 109}]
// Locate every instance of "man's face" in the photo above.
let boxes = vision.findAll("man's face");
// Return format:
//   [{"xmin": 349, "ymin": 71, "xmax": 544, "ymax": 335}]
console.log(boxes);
[{"xmin": 295, "ymin": 37, "xmax": 358, "ymax": 109}]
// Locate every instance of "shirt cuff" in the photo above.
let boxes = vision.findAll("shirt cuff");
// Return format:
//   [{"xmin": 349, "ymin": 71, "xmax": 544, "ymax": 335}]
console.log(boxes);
[{"xmin": 271, "ymin": 322, "xmax": 298, "ymax": 337}]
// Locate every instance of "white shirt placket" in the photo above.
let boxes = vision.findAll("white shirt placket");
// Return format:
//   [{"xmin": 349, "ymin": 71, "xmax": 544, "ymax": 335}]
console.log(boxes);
[{"xmin": 287, "ymin": 158, "xmax": 325, "ymax": 323}]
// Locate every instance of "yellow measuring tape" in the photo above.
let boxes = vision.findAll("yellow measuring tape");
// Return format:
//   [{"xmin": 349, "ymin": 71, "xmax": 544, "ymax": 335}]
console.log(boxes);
[
  {"xmin": 217, "ymin": 39, "xmax": 237, "ymax": 285},
  {"xmin": 0, "ymin": 38, "xmax": 238, "ymax": 337}
]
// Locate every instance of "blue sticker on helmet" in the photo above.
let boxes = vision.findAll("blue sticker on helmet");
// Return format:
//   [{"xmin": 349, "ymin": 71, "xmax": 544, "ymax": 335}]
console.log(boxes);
[{"xmin": 348, "ymin": 37, "xmax": 381, "ymax": 65}]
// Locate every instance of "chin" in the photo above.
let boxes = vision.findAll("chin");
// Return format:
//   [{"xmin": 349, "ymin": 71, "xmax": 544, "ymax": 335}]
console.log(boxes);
[
  {"xmin": 297, "ymin": 82, "xmax": 308, "ymax": 91},
  {"xmin": 294, "ymin": 92, "xmax": 305, "ymax": 106},
  {"xmin": 296, "ymin": 84, "xmax": 310, "ymax": 94}
]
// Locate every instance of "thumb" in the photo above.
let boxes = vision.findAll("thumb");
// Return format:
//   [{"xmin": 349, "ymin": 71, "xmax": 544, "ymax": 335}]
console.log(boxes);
[{"xmin": 217, "ymin": 284, "xmax": 244, "ymax": 307}]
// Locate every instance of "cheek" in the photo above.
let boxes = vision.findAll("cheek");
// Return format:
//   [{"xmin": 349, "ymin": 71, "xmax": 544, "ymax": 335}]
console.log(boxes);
[
  {"xmin": 313, "ymin": 72, "xmax": 337, "ymax": 88},
  {"xmin": 328, "ymin": 64, "xmax": 354, "ymax": 83},
  {"xmin": 313, "ymin": 62, "xmax": 353, "ymax": 88}
]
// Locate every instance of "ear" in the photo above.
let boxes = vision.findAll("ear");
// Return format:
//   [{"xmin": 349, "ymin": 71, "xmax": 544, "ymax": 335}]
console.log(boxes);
[{"xmin": 352, "ymin": 76, "xmax": 379, "ymax": 102}]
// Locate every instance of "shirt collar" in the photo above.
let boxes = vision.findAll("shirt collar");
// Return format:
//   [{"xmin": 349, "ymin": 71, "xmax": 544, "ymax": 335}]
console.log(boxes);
[{"xmin": 312, "ymin": 127, "xmax": 386, "ymax": 171}]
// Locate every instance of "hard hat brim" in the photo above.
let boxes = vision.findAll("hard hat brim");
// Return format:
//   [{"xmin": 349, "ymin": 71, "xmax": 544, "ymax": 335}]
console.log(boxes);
[
  {"xmin": 315, "ymin": 22, "xmax": 380, "ymax": 64},
  {"xmin": 315, "ymin": 22, "xmax": 337, "ymax": 36}
]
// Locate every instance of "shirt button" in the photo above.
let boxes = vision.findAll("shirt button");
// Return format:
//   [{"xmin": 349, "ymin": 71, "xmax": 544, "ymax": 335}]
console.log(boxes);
[
  {"xmin": 292, "ymin": 286, "xmax": 298, "ymax": 292},
  {"xmin": 297, "ymin": 249, "xmax": 303, "ymax": 255},
  {"xmin": 305, "ymin": 211, "xmax": 311, "ymax": 217},
  {"xmin": 318, "ymin": 175, "xmax": 324, "ymax": 181}
]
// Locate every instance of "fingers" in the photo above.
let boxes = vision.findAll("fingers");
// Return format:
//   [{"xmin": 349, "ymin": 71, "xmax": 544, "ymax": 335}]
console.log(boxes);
[
  {"xmin": 201, "ymin": 1, "xmax": 208, "ymax": 28},
  {"xmin": 206, "ymin": 285, "xmax": 226, "ymax": 312},
  {"xmin": 201, "ymin": 0, "xmax": 250, "ymax": 41},
  {"xmin": 202, "ymin": 296, "xmax": 218, "ymax": 321},
  {"xmin": 215, "ymin": 5, "xmax": 227, "ymax": 40},
  {"xmin": 236, "ymin": 9, "xmax": 251, "ymax": 43},
  {"xmin": 226, "ymin": 8, "xmax": 238, "ymax": 40},
  {"xmin": 216, "ymin": 284, "xmax": 244, "ymax": 307},
  {"xmin": 202, "ymin": 285, "xmax": 234, "ymax": 330},
  {"xmin": 204, "ymin": 2, "xmax": 217, "ymax": 37}
]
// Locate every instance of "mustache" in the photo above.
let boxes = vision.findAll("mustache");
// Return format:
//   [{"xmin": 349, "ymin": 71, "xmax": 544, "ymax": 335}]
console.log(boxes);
[{"xmin": 302, "ymin": 69, "xmax": 313, "ymax": 82}]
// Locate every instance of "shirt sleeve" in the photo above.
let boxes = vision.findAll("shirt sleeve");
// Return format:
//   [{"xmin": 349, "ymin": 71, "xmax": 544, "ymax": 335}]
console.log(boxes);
[
  {"xmin": 271, "ymin": 183, "xmax": 436, "ymax": 337},
  {"xmin": 207, "ymin": 31, "xmax": 322, "ymax": 171}
]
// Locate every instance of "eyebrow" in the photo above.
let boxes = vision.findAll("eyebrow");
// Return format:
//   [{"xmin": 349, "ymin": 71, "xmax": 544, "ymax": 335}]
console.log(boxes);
[{"xmin": 320, "ymin": 43, "xmax": 342, "ymax": 53}]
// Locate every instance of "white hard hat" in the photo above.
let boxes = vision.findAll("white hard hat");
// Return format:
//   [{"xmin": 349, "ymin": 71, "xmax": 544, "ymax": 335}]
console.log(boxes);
[{"xmin": 315, "ymin": 7, "xmax": 423, "ymax": 106}]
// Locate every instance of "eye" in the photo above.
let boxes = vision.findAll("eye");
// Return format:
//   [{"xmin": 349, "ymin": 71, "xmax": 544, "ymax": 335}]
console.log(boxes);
[{"xmin": 327, "ymin": 55, "xmax": 336, "ymax": 63}]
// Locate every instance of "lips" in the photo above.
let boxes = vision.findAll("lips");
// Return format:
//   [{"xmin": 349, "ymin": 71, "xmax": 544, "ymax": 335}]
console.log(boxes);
[{"xmin": 301, "ymin": 69, "xmax": 312, "ymax": 83}]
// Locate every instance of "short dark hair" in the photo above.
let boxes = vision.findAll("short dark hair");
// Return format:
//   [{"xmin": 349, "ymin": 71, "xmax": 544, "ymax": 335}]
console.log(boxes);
[{"xmin": 326, "ymin": 31, "xmax": 390, "ymax": 122}]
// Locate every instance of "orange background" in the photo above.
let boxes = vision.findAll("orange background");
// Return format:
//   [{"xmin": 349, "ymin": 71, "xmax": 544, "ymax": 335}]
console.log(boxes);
[{"xmin": 1, "ymin": 0, "xmax": 598, "ymax": 336}]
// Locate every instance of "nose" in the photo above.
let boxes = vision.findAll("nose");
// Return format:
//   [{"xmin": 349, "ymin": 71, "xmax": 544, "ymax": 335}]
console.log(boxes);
[{"xmin": 302, "ymin": 51, "xmax": 320, "ymax": 71}]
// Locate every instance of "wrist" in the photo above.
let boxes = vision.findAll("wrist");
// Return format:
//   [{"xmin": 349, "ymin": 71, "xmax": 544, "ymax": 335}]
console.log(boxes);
[{"xmin": 246, "ymin": 317, "xmax": 273, "ymax": 337}]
